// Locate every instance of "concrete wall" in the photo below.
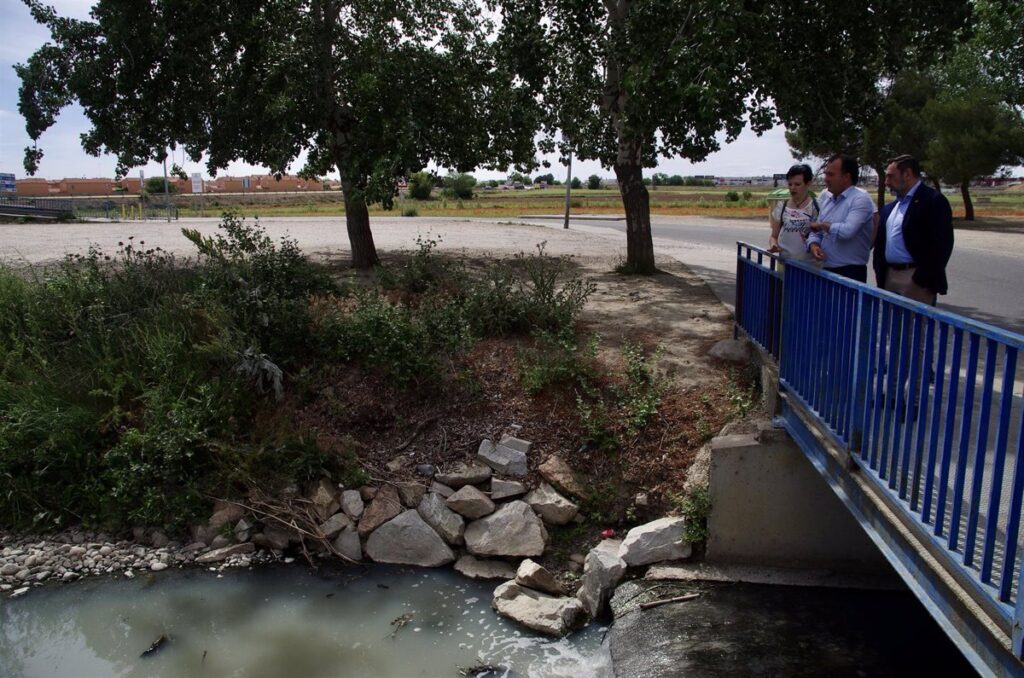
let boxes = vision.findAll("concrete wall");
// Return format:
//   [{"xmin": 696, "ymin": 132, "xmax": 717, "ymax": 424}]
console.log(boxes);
[{"xmin": 707, "ymin": 430, "xmax": 890, "ymax": 572}]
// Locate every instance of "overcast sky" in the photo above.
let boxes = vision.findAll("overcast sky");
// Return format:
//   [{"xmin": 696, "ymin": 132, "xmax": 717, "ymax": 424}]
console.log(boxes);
[{"xmin": 1, "ymin": 0, "xmax": 804, "ymax": 182}]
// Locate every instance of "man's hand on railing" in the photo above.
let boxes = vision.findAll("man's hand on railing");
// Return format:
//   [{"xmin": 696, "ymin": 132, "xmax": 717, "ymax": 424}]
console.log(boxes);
[{"xmin": 809, "ymin": 243, "xmax": 825, "ymax": 261}]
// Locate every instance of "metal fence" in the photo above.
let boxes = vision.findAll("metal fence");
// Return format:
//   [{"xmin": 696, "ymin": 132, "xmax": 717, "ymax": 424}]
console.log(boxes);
[{"xmin": 736, "ymin": 242, "xmax": 1024, "ymax": 659}]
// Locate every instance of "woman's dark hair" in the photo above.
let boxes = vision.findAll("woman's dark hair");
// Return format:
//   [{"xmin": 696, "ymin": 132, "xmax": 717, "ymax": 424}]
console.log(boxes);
[{"xmin": 786, "ymin": 164, "xmax": 813, "ymax": 182}]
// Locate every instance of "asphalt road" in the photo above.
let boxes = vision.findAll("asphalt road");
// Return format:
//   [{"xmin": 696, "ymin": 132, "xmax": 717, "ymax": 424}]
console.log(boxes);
[{"xmin": 528, "ymin": 215, "xmax": 1024, "ymax": 337}]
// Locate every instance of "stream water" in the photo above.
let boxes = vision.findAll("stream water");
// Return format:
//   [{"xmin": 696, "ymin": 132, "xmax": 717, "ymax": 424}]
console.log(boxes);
[{"xmin": 0, "ymin": 564, "xmax": 610, "ymax": 678}]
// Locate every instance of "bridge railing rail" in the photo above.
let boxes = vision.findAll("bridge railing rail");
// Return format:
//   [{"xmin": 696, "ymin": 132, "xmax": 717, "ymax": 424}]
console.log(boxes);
[
  {"xmin": 736, "ymin": 241, "xmax": 1024, "ymax": 658},
  {"xmin": 0, "ymin": 195, "xmax": 74, "ymax": 213}
]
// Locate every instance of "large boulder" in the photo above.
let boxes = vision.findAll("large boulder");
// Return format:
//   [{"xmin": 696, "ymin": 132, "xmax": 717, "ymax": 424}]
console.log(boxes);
[
  {"xmin": 195, "ymin": 542, "xmax": 255, "ymax": 564},
  {"xmin": 491, "ymin": 479, "xmax": 527, "ymax": 501},
  {"xmin": 396, "ymin": 482, "xmax": 427, "ymax": 508},
  {"xmin": 454, "ymin": 554, "xmax": 517, "ymax": 581},
  {"xmin": 577, "ymin": 539, "xmax": 626, "ymax": 617},
  {"xmin": 619, "ymin": 517, "xmax": 691, "ymax": 566},
  {"xmin": 525, "ymin": 482, "xmax": 579, "ymax": 525},
  {"xmin": 358, "ymin": 485, "xmax": 403, "ymax": 537},
  {"xmin": 332, "ymin": 527, "xmax": 362, "ymax": 562},
  {"xmin": 708, "ymin": 338, "xmax": 750, "ymax": 364},
  {"xmin": 464, "ymin": 501, "xmax": 548, "ymax": 558},
  {"xmin": 208, "ymin": 502, "xmax": 246, "ymax": 531},
  {"xmin": 318, "ymin": 512, "xmax": 353, "ymax": 539},
  {"xmin": 341, "ymin": 490, "xmax": 365, "ymax": 520},
  {"xmin": 417, "ymin": 492, "xmax": 466, "ymax": 545},
  {"xmin": 516, "ymin": 559, "xmax": 563, "ymax": 595},
  {"xmin": 446, "ymin": 485, "xmax": 496, "ymax": 519},
  {"xmin": 365, "ymin": 510, "xmax": 455, "ymax": 567},
  {"xmin": 308, "ymin": 478, "xmax": 341, "ymax": 521},
  {"xmin": 538, "ymin": 456, "xmax": 587, "ymax": 499},
  {"xmin": 430, "ymin": 481, "xmax": 455, "ymax": 498},
  {"xmin": 435, "ymin": 461, "xmax": 492, "ymax": 488},
  {"xmin": 477, "ymin": 438, "xmax": 529, "ymax": 477},
  {"xmin": 492, "ymin": 581, "xmax": 586, "ymax": 637}
]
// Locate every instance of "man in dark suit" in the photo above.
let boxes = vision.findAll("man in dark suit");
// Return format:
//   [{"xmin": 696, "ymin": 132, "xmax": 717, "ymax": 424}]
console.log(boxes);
[{"xmin": 873, "ymin": 154, "xmax": 954, "ymax": 305}]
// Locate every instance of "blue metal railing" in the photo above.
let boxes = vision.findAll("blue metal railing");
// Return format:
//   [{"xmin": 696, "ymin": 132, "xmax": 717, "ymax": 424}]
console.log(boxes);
[
  {"xmin": 0, "ymin": 196, "xmax": 74, "ymax": 212},
  {"xmin": 734, "ymin": 244, "xmax": 783, "ymax": 359},
  {"xmin": 736, "ymin": 242, "xmax": 1024, "ymax": 661}
]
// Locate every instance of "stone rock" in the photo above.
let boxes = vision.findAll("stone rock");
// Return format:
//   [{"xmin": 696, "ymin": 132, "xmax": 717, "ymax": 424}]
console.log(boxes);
[
  {"xmin": 577, "ymin": 539, "xmax": 626, "ymax": 617},
  {"xmin": 210, "ymin": 534, "xmax": 232, "ymax": 550},
  {"xmin": 464, "ymin": 501, "xmax": 548, "ymax": 558},
  {"xmin": 429, "ymin": 481, "xmax": 455, "ymax": 498},
  {"xmin": 341, "ymin": 490, "xmax": 365, "ymax": 520},
  {"xmin": 538, "ymin": 456, "xmax": 587, "ymax": 499},
  {"xmin": 492, "ymin": 581, "xmax": 585, "ymax": 637},
  {"xmin": 359, "ymin": 486, "xmax": 377, "ymax": 502},
  {"xmin": 99, "ymin": 545, "xmax": 114, "ymax": 556},
  {"xmin": 132, "ymin": 527, "xmax": 147, "ymax": 542},
  {"xmin": 1, "ymin": 563, "xmax": 19, "ymax": 576},
  {"xmin": 150, "ymin": 561, "xmax": 168, "ymax": 572},
  {"xmin": 259, "ymin": 524, "xmax": 296, "ymax": 551},
  {"xmin": 15, "ymin": 569, "xmax": 30, "ymax": 581},
  {"xmin": 619, "ymin": 517, "xmax": 691, "ymax": 566},
  {"xmin": 332, "ymin": 527, "xmax": 362, "ymax": 562},
  {"xmin": 415, "ymin": 464, "xmax": 436, "ymax": 477},
  {"xmin": 453, "ymin": 555, "xmax": 516, "ymax": 580},
  {"xmin": 708, "ymin": 338, "xmax": 750, "ymax": 364},
  {"xmin": 499, "ymin": 435, "xmax": 532, "ymax": 455},
  {"xmin": 358, "ymin": 484, "xmax": 403, "ymax": 537},
  {"xmin": 190, "ymin": 524, "xmax": 216, "ymax": 546},
  {"xmin": 150, "ymin": 531, "xmax": 169, "ymax": 548},
  {"xmin": 234, "ymin": 518, "xmax": 252, "ymax": 542},
  {"xmin": 446, "ymin": 485, "xmax": 496, "ymax": 519},
  {"xmin": 68, "ymin": 546, "xmax": 87, "ymax": 558},
  {"xmin": 516, "ymin": 559, "xmax": 563, "ymax": 595},
  {"xmin": 309, "ymin": 478, "xmax": 341, "ymax": 521},
  {"xmin": 525, "ymin": 482, "xmax": 579, "ymax": 525},
  {"xmin": 477, "ymin": 439, "xmax": 528, "ymax": 477},
  {"xmin": 435, "ymin": 461, "xmax": 492, "ymax": 489},
  {"xmin": 365, "ymin": 510, "xmax": 455, "ymax": 567},
  {"xmin": 397, "ymin": 482, "xmax": 427, "ymax": 508},
  {"xmin": 416, "ymin": 492, "xmax": 466, "ymax": 545},
  {"xmin": 318, "ymin": 512, "xmax": 353, "ymax": 539},
  {"xmin": 208, "ymin": 502, "xmax": 246, "ymax": 531},
  {"xmin": 386, "ymin": 455, "xmax": 411, "ymax": 473},
  {"xmin": 491, "ymin": 479, "xmax": 528, "ymax": 501},
  {"xmin": 195, "ymin": 542, "xmax": 255, "ymax": 564}
]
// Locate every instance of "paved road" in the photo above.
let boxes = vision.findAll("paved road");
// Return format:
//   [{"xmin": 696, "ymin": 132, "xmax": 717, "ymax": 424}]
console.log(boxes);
[{"xmin": 527, "ymin": 215, "xmax": 1024, "ymax": 336}]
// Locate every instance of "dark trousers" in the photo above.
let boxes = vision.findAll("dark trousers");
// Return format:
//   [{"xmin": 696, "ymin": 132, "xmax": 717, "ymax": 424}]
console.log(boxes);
[{"xmin": 824, "ymin": 264, "xmax": 867, "ymax": 283}]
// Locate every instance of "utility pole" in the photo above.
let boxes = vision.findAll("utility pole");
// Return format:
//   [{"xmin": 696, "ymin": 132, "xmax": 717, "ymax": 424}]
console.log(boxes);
[
  {"xmin": 563, "ymin": 150, "xmax": 572, "ymax": 230},
  {"xmin": 162, "ymin": 152, "xmax": 171, "ymax": 222}
]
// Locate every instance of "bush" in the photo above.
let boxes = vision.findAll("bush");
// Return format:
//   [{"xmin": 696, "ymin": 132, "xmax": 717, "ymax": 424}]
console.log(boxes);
[
  {"xmin": 725, "ymin": 190, "xmax": 740, "ymax": 202},
  {"xmin": 443, "ymin": 173, "xmax": 476, "ymax": 199},
  {"xmin": 519, "ymin": 330, "xmax": 598, "ymax": 394},
  {"xmin": 407, "ymin": 172, "xmax": 433, "ymax": 200},
  {"xmin": 742, "ymin": 190, "xmax": 753, "ymax": 200},
  {"xmin": 402, "ymin": 206, "xmax": 419, "ymax": 217},
  {"xmin": 571, "ymin": 177, "xmax": 582, "ymax": 189},
  {"xmin": 587, "ymin": 175, "xmax": 603, "ymax": 190}
]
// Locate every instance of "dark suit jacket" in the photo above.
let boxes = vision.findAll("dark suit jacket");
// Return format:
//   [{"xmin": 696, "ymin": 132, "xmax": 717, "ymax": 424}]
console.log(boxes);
[{"xmin": 873, "ymin": 182, "xmax": 954, "ymax": 294}]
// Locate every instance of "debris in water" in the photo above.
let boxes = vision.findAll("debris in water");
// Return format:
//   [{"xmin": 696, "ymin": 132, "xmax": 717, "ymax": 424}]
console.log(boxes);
[
  {"xmin": 600, "ymin": 528, "xmax": 616, "ymax": 539},
  {"xmin": 377, "ymin": 584, "xmax": 390, "ymax": 589},
  {"xmin": 326, "ymin": 593, "xmax": 335, "ymax": 598},
  {"xmin": 458, "ymin": 663, "xmax": 512, "ymax": 677},
  {"xmin": 639, "ymin": 592, "xmax": 700, "ymax": 610},
  {"xmin": 388, "ymin": 612, "xmax": 414, "ymax": 639},
  {"xmin": 202, "ymin": 650, "xmax": 207, "ymax": 664},
  {"xmin": 140, "ymin": 635, "xmax": 169, "ymax": 658}
]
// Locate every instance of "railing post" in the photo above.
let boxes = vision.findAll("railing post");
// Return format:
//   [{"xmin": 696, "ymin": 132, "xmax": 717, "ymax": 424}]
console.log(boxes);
[
  {"xmin": 734, "ymin": 243, "xmax": 744, "ymax": 340},
  {"xmin": 847, "ymin": 289, "xmax": 870, "ymax": 466}
]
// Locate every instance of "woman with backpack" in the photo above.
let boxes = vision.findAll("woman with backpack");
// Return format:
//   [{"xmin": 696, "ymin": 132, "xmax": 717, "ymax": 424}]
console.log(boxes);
[{"xmin": 768, "ymin": 163, "xmax": 820, "ymax": 262}]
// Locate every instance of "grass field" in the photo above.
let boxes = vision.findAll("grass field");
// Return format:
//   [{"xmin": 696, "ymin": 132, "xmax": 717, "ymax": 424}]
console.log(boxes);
[{"xmin": 80, "ymin": 183, "xmax": 1023, "ymax": 222}]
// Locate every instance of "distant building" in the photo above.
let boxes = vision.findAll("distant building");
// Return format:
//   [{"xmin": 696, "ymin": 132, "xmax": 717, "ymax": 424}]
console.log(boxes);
[{"xmin": 16, "ymin": 174, "xmax": 338, "ymax": 196}]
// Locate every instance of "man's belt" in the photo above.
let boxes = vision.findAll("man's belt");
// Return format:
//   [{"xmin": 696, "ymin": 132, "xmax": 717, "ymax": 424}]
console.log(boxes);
[{"xmin": 887, "ymin": 262, "xmax": 915, "ymax": 270}]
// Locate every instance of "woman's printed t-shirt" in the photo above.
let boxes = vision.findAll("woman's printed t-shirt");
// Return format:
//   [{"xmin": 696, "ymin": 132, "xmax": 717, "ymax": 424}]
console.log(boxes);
[{"xmin": 772, "ymin": 198, "xmax": 817, "ymax": 261}]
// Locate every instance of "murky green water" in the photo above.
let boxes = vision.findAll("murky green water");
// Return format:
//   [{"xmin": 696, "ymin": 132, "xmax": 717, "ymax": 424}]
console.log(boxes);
[{"xmin": 0, "ymin": 565, "xmax": 610, "ymax": 678}]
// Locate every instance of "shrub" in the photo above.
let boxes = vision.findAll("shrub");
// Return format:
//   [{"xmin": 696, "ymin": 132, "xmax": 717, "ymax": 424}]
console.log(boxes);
[
  {"xmin": 587, "ymin": 175, "xmax": 603, "ymax": 190},
  {"xmin": 725, "ymin": 190, "xmax": 740, "ymax": 202},
  {"xmin": 742, "ymin": 190, "xmax": 753, "ymax": 200},
  {"xmin": 617, "ymin": 342, "xmax": 666, "ymax": 435},
  {"xmin": 407, "ymin": 172, "xmax": 434, "ymax": 200},
  {"xmin": 519, "ymin": 330, "xmax": 599, "ymax": 394},
  {"xmin": 571, "ymin": 177, "xmax": 582, "ymax": 189},
  {"xmin": 443, "ymin": 173, "xmax": 477, "ymax": 199},
  {"xmin": 402, "ymin": 206, "xmax": 418, "ymax": 217}
]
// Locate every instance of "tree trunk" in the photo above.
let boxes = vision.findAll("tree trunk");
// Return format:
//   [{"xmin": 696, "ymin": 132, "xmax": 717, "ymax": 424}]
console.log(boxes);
[
  {"xmin": 614, "ymin": 160, "xmax": 656, "ymax": 274},
  {"xmin": 340, "ymin": 177, "xmax": 380, "ymax": 268},
  {"xmin": 961, "ymin": 181, "xmax": 974, "ymax": 221}
]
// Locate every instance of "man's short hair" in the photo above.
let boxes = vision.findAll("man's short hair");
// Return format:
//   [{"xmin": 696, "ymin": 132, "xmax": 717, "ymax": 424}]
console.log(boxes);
[
  {"xmin": 826, "ymin": 153, "xmax": 860, "ymax": 185},
  {"xmin": 888, "ymin": 154, "xmax": 922, "ymax": 177},
  {"xmin": 786, "ymin": 163, "xmax": 813, "ymax": 182}
]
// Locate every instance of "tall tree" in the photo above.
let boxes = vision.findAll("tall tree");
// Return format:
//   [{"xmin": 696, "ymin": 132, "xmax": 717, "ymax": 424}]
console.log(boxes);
[
  {"xmin": 924, "ymin": 91, "xmax": 1024, "ymax": 220},
  {"xmin": 771, "ymin": 1, "xmax": 971, "ymax": 204},
  {"xmin": 16, "ymin": 0, "xmax": 539, "ymax": 268}
]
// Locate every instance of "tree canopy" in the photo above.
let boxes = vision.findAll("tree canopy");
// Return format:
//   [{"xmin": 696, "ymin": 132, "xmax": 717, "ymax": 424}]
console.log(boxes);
[{"xmin": 17, "ymin": 0, "xmax": 540, "ymax": 268}]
